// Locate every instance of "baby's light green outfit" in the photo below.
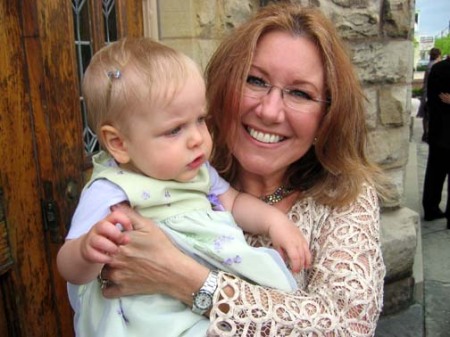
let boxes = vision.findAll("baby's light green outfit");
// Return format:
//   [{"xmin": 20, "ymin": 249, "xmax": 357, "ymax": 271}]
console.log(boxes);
[{"xmin": 72, "ymin": 151, "xmax": 296, "ymax": 337}]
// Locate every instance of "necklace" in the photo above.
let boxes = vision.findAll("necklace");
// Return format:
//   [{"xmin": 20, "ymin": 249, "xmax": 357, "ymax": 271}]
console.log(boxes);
[{"xmin": 259, "ymin": 186, "xmax": 295, "ymax": 205}]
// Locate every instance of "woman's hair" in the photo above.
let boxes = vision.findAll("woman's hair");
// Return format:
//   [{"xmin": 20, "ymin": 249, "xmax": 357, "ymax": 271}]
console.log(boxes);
[
  {"xmin": 206, "ymin": 4, "xmax": 390, "ymax": 207},
  {"xmin": 82, "ymin": 37, "xmax": 202, "ymax": 148}
]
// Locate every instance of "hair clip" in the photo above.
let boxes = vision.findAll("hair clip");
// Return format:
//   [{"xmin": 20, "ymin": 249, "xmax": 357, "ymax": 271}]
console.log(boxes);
[{"xmin": 106, "ymin": 69, "xmax": 121, "ymax": 79}]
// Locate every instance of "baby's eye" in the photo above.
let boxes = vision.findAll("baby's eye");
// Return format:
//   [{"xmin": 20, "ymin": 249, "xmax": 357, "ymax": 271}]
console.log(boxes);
[
  {"xmin": 286, "ymin": 88, "xmax": 313, "ymax": 101},
  {"xmin": 246, "ymin": 75, "xmax": 268, "ymax": 88},
  {"xmin": 197, "ymin": 115, "xmax": 207, "ymax": 124},
  {"xmin": 166, "ymin": 126, "xmax": 182, "ymax": 136}
]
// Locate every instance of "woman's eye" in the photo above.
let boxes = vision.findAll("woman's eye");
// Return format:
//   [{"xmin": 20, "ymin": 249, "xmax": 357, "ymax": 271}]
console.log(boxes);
[
  {"xmin": 246, "ymin": 75, "xmax": 267, "ymax": 87},
  {"xmin": 287, "ymin": 89, "xmax": 312, "ymax": 101}
]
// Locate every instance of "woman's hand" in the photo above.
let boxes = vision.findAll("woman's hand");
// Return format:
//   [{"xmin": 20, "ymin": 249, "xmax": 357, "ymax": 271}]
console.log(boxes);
[{"xmin": 101, "ymin": 204, "xmax": 209, "ymax": 305}]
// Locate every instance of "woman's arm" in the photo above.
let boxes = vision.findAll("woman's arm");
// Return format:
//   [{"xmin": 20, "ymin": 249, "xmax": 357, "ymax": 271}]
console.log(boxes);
[
  {"xmin": 103, "ymin": 185, "xmax": 384, "ymax": 336},
  {"xmin": 207, "ymin": 184, "xmax": 385, "ymax": 336}
]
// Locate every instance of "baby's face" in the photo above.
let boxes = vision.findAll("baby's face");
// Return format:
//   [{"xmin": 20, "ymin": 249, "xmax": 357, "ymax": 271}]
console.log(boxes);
[{"xmin": 121, "ymin": 73, "xmax": 212, "ymax": 182}]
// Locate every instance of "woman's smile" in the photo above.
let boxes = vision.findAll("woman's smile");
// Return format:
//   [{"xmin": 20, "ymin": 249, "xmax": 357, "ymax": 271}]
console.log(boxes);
[{"xmin": 245, "ymin": 125, "xmax": 286, "ymax": 144}]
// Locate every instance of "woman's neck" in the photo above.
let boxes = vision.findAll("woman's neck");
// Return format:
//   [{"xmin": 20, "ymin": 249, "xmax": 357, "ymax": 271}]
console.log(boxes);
[
  {"xmin": 273, "ymin": 191, "xmax": 300, "ymax": 213},
  {"xmin": 234, "ymin": 170, "xmax": 299, "ymax": 213},
  {"xmin": 235, "ymin": 171, "xmax": 284, "ymax": 197}
]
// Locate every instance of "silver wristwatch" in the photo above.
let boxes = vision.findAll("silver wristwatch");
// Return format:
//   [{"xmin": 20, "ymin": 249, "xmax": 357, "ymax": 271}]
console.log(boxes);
[{"xmin": 192, "ymin": 270, "xmax": 219, "ymax": 315}]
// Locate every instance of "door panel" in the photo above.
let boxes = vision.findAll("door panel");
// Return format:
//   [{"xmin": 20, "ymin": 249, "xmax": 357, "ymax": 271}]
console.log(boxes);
[
  {"xmin": 31, "ymin": 2, "xmax": 85, "ymax": 335},
  {"xmin": 1, "ymin": 1, "xmax": 78, "ymax": 336},
  {"xmin": 0, "ymin": 0, "xmax": 144, "ymax": 336}
]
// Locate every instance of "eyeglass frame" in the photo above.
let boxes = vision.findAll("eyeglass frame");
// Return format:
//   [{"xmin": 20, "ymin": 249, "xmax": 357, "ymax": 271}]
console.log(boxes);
[{"xmin": 243, "ymin": 76, "xmax": 331, "ymax": 111}]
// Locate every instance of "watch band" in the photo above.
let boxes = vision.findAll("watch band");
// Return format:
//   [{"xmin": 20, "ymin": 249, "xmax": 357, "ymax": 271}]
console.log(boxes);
[{"xmin": 192, "ymin": 270, "xmax": 219, "ymax": 315}]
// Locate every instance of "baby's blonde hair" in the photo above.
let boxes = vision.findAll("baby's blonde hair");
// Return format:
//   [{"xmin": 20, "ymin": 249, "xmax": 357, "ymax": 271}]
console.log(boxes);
[{"xmin": 82, "ymin": 37, "xmax": 203, "ymax": 148}]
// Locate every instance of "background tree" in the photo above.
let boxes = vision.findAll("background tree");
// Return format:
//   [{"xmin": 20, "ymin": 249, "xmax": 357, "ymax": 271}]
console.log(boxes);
[{"xmin": 435, "ymin": 35, "xmax": 450, "ymax": 57}]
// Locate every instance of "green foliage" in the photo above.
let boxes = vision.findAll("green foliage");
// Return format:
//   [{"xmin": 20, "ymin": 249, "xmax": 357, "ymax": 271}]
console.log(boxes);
[
  {"xmin": 412, "ymin": 87, "xmax": 423, "ymax": 98},
  {"xmin": 416, "ymin": 64, "xmax": 428, "ymax": 72},
  {"xmin": 434, "ymin": 35, "xmax": 450, "ymax": 57}
]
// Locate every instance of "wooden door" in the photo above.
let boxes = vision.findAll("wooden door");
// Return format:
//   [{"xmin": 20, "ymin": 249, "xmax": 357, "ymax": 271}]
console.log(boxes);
[{"xmin": 0, "ymin": 1, "xmax": 143, "ymax": 336}]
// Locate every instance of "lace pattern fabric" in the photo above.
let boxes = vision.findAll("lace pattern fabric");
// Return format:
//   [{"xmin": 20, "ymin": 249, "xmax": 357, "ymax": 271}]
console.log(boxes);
[{"xmin": 207, "ymin": 184, "xmax": 385, "ymax": 336}]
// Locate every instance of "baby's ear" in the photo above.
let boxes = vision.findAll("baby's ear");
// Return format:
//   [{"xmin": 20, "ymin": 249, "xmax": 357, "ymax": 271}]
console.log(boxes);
[{"xmin": 100, "ymin": 125, "xmax": 130, "ymax": 164}]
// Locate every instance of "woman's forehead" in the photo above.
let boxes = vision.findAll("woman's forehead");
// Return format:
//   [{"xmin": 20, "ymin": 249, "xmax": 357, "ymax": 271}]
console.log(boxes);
[{"xmin": 252, "ymin": 31, "xmax": 325, "ymax": 87}]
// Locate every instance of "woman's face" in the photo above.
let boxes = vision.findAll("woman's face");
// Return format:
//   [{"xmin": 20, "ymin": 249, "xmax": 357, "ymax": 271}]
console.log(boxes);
[{"xmin": 233, "ymin": 30, "xmax": 327, "ymax": 182}]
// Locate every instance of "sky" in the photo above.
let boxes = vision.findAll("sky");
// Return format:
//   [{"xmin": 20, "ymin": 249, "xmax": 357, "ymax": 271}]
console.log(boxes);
[{"xmin": 416, "ymin": 0, "xmax": 450, "ymax": 37}]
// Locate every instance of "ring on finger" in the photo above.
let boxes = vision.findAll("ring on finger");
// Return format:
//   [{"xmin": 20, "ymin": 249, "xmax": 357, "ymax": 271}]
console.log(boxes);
[{"xmin": 97, "ymin": 265, "xmax": 112, "ymax": 289}]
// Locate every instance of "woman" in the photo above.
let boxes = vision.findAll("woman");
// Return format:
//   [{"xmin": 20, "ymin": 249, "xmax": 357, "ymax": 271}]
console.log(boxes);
[{"xmin": 99, "ymin": 4, "xmax": 389, "ymax": 336}]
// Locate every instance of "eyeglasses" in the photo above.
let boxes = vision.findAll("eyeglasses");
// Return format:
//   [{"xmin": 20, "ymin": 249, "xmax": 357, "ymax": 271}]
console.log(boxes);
[{"xmin": 243, "ymin": 75, "xmax": 330, "ymax": 112}]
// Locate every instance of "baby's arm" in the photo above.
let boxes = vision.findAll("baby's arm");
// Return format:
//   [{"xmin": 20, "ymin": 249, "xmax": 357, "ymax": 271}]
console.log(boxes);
[
  {"xmin": 57, "ymin": 210, "xmax": 132, "ymax": 285},
  {"xmin": 219, "ymin": 188, "xmax": 311, "ymax": 272}
]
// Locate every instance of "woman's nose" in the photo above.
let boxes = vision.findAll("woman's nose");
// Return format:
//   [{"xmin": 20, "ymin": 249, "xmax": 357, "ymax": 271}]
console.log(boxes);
[{"xmin": 256, "ymin": 88, "xmax": 286, "ymax": 124}]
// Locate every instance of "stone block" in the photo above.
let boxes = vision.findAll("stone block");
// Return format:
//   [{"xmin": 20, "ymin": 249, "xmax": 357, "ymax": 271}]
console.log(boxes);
[
  {"xmin": 379, "ymin": 86, "xmax": 409, "ymax": 127},
  {"xmin": 381, "ymin": 207, "xmax": 419, "ymax": 282},
  {"xmin": 332, "ymin": 11, "xmax": 380, "ymax": 39},
  {"xmin": 330, "ymin": 0, "xmax": 371, "ymax": 8},
  {"xmin": 382, "ymin": 276, "xmax": 415, "ymax": 316},
  {"xmin": 320, "ymin": 0, "xmax": 380, "ymax": 39},
  {"xmin": 353, "ymin": 41, "xmax": 413, "ymax": 84},
  {"xmin": 364, "ymin": 87, "xmax": 378, "ymax": 130},
  {"xmin": 159, "ymin": 11, "xmax": 194, "ymax": 38},
  {"xmin": 379, "ymin": 208, "xmax": 419, "ymax": 314},
  {"xmin": 223, "ymin": 0, "xmax": 254, "ymax": 28},
  {"xmin": 381, "ymin": 0, "xmax": 414, "ymax": 38},
  {"xmin": 382, "ymin": 167, "xmax": 405, "ymax": 208},
  {"xmin": 193, "ymin": 39, "xmax": 221, "ymax": 71},
  {"xmin": 367, "ymin": 126, "xmax": 410, "ymax": 169}
]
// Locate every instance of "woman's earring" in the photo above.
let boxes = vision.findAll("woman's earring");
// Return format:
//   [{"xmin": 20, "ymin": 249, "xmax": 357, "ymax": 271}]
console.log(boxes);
[{"xmin": 313, "ymin": 137, "xmax": 318, "ymax": 145}]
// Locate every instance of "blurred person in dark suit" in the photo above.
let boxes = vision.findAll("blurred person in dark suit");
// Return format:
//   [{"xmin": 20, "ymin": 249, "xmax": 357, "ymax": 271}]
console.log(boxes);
[
  {"xmin": 422, "ymin": 55, "xmax": 450, "ymax": 228},
  {"xmin": 417, "ymin": 48, "xmax": 441, "ymax": 142}
]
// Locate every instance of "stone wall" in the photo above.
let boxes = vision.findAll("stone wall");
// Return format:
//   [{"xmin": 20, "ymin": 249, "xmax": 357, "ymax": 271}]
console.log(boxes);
[{"xmin": 148, "ymin": 0, "xmax": 419, "ymax": 315}]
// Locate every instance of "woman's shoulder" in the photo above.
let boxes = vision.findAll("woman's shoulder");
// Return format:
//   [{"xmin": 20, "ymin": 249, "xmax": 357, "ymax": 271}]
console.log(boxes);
[
  {"xmin": 289, "ymin": 183, "xmax": 381, "ymax": 246},
  {"xmin": 291, "ymin": 183, "xmax": 379, "ymax": 218}
]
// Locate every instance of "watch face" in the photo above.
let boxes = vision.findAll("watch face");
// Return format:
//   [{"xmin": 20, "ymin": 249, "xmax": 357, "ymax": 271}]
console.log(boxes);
[{"xmin": 194, "ymin": 291, "xmax": 212, "ymax": 310}]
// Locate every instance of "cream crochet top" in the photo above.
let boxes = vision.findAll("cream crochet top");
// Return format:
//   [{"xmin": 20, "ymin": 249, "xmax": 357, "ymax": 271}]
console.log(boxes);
[{"xmin": 207, "ymin": 184, "xmax": 385, "ymax": 336}]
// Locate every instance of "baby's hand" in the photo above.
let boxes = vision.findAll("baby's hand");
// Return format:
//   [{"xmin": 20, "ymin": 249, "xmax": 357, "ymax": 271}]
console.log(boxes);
[
  {"xmin": 80, "ymin": 211, "xmax": 132, "ymax": 264},
  {"xmin": 269, "ymin": 221, "xmax": 311, "ymax": 273}
]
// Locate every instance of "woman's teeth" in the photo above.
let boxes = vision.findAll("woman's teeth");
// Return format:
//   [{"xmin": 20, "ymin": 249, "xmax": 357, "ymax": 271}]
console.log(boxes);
[{"xmin": 247, "ymin": 127, "xmax": 284, "ymax": 143}]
